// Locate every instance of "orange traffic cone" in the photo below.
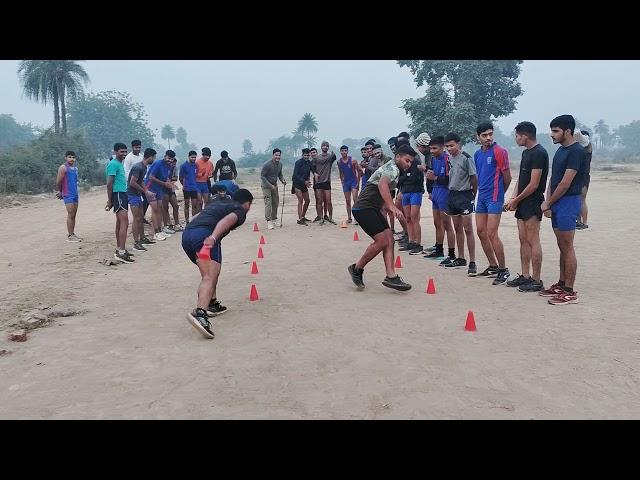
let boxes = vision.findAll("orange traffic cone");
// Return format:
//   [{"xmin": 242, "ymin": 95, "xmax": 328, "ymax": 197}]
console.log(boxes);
[
  {"xmin": 426, "ymin": 278, "xmax": 436, "ymax": 294},
  {"xmin": 253, "ymin": 222, "xmax": 259, "ymax": 232},
  {"xmin": 465, "ymin": 311, "xmax": 477, "ymax": 331},
  {"xmin": 251, "ymin": 261, "xmax": 259, "ymax": 274},
  {"xmin": 260, "ymin": 235, "xmax": 266, "ymax": 245},
  {"xmin": 249, "ymin": 284, "xmax": 260, "ymax": 301},
  {"xmin": 395, "ymin": 255, "xmax": 402, "ymax": 268},
  {"xmin": 353, "ymin": 231, "xmax": 359, "ymax": 241},
  {"xmin": 258, "ymin": 247, "xmax": 264, "ymax": 259},
  {"xmin": 197, "ymin": 245, "xmax": 211, "ymax": 260}
]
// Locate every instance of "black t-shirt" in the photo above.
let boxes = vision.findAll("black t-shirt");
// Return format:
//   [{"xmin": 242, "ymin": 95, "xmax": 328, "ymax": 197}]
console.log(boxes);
[
  {"xmin": 399, "ymin": 157, "xmax": 425, "ymax": 193},
  {"xmin": 215, "ymin": 158, "xmax": 237, "ymax": 181},
  {"xmin": 185, "ymin": 198, "xmax": 247, "ymax": 237},
  {"xmin": 127, "ymin": 161, "xmax": 148, "ymax": 195},
  {"xmin": 550, "ymin": 142, "xmax": 586, "ymax": 196},
  {"xmin": 517, "ymin": 144, "xmax": 549, "ymax": 199}
]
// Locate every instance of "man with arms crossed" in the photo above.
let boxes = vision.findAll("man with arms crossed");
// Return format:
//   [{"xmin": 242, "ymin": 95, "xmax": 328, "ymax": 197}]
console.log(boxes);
[
  {"xmin": 312, "ymin": 140, "xmax": 337, "ymax": 225},
  {"xmin": 128, "ymin": 148, "xmax": 158, "ymax": 252},
  {"xmin": 292, "ymin": 148, "xmax": 313, "ymax": 225},
  {"xmin": 106, "ymin": 143, "xmax": 133, "ymax": 263},
  {"xmin": 55, "ymin": 150, "xmax": 81, "ymax": 242},
  {"xmin": 260, "ymin": 148, "xmax": 286, "ymax": 229}
]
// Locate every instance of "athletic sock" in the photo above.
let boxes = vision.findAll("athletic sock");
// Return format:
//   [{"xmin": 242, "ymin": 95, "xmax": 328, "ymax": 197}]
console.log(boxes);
[
  {"xmin": 448, "ymin": 248, "xmax": 455, "ymax": 258},
  {"xmin": 563, "ymin": 286, "xmax": 574, "ymax": 293},
  {"xmin": 559, "ymin": 280, "xmax": 566, "ymax": 287}
]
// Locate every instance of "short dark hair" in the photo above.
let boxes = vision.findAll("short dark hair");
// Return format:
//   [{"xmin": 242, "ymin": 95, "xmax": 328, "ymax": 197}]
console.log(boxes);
[
  {"xmin": 397, "ymin": 131, "xmax": 410, "ymax": 139},
  {"xmin": 310, "ymin": 147, "xmax": 317, "ymax": 153},
  {"xmin": 515, "ymin": 121, "xmax": 537, "ymax": 139},
  {"xmin": 131, "ymin": 139, "xmax": 142, "ymax": 147},
  {"xmin": 221, "ymin": 150, "xmax": 228, "ymax": 158},
  {"xmin": 65, "ymin": 150, "xmax": 76, "ymax": 157},
  {"xmin": 272, "ymin": 148, "xmax": 281, "ymax": 155},
  {"xmin": 444, "ymin": 133, "xmax": 461, "ymax": 144},
  {"xmin": 302, "ymin": 148, "xmax": 310, "ymax": 154},
  {"xmin": 429, "ymin": 136, "xmax": 445, "ymax": 146},
  {"xmin": 143, "ymin": 148, "xmax": 156, "ymax": 158},
  {"xmin": 397, "ymin": 138, "xmax": 410, "ymax": 147},
  {"xmin": 340, "ymin": 145, "xmax": 349, "ymax": 151},
  {"xmin": 387, "ymin": 137, "xmax": 398, "ymax": 146},
  {"xmin": 476, "ymin": 122, "xmax": 494, "ymax": 135},
  {"xmin": 395, "ymin": 144, "xmax": 418, "ymax": 157},
  {"xmin": 372, "ymin": 144, "xmax": 382, "ymax": 150},
  {"xmin": 201, "ymin": 147, "xmax": 211, "ymax": 156},
  {"xmin": 114, "ymin": 142, "xmax": 127, "ymax": 151},
  {"xmin": 360, "ymin": 147, "xmax": 367, "ymax": 151},
  {"xmin": 188, "ymin": 150, "xmax": 197, "ymax": 156},
  {"xmin": 550, "ymin": 115, "xmax": 576, "ymax": 134},
  {"xmin": 232, "ymin": 188, "xmax": 254, "ymax": 204},
  {"xmin": 214, "ymin": 183, "xmax": 227, "ymax": 192},
  {"xmin": 365, "ymin": 139, "xmax": 376, "ymax": 146},
  {"xmin": 166, "ymin": 150, "xmax": 176, "ymax": 158}
]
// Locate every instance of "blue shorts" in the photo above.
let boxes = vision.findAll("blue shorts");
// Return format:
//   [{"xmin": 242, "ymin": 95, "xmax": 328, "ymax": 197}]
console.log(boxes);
[
  {"xmin": 196, "ymin": 182, "xmax": 210, "ymax": 195},
  {"xmin": 476, "ymin": 196, "xmax": 504, "ymax": 215},
  {"xmin": 148, "ymin": 188, "xmax": 164, "ymax": 201},
  {"xmin": 182, "ymin": 226, "xmax": 223, "ymax": 264},
  {"xmin": 431, "ymin": 188, "xmax": 449, "ymax": 211},
  {"xmin": 342, "ymin": 178, "xmax": 358, "ymax": 192},
  {"xmin": 128, "ymin": 193, "xmax": 143, "ymax": 207},
  {"xmin": 402, "ymin": 192, "xmax": 423, "ymax": 206},
  {"xmin": 551, "ymin": 194, "xmax": 581, "ymax": 231},
  {"xmin": 361, "ymin": 175, "xmax": 369, "ymax": 189},
  {"xmin": 63, "ymin": 194, "xmax": 78, "ymax": 205}
]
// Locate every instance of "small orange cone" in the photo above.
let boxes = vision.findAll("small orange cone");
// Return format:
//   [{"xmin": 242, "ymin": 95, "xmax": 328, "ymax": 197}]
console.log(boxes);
[
  {"xmin": 196, "ymin": 245, "xmax": 211, "ymax": 261},
  {"xmin": 395, "ymin": 255, "xmax": 402, "ymax": 268},
  {"xmin": 258, "ymin": 247, "xmax": 264, "ymax": 259},
  {"xmin": 253, "ymin": 223, "xmax": 259, "ymax": 232},
  {"xmin": 260, "ymin": 235, "xmax": 266, "ymax": 245},
  {"xmin": 426, "ymin": 278, "xmax": 436, "ymax": 294},
  {"xmin": 353, "ymin": 231, "xmax": 359, "ymax": 241},
  {"xmin": 249, "ymin": 284, "xmax": 259, "ymax": 301},
  {"xmin": 251, "ymin": 261, "xmax": 259, "ymax": 274},
  {"xmin": 465, "ymin": 311, "xmax": 477, "ymax": 331}
]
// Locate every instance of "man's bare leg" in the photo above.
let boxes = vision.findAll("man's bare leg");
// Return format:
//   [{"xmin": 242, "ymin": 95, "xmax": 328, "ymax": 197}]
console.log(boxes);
[
  {"xmin": 487, "ymin": 213, "xmax": 506, "ymax": 268},
  {"xmin": 476, "ymin": 213, "xmax": 498, "ymax": 266},
  {"xmin": 525, "ymin": 217, "xmax": 542, "ymax": 281},
  {"xmin": 65, "ymin": 202, "xmax": 77, "ymax": 236}
]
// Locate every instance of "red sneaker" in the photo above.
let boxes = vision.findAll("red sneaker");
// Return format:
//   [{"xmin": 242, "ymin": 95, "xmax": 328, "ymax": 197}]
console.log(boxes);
[
  {"xmin": 539, "ymin": 282, "xmax": 564, "ymax": 297},
  {"xmin": 548, "ymin": 291, "xmax": 579, "ymax": 305}
]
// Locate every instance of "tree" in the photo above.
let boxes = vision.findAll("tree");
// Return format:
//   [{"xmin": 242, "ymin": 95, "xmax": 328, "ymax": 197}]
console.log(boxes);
[
  {"xmin": 593, "ymin": 119, "xmax": 613, "ymax": 149},
  {"xmin": 175, "ymin": 127, "xmax": 187, "ymax": 145},
  {"xmin": 0, "ymin": 114, "xmax": 37, "ymax": 153},
  {"xmin": 17, "ymin": 60, "xmax": 89, "ymax": 136},
  {"xmin": 161, "ymin": 124, "xmax": 175, "ymax": 149},
  {"xmin": 172, "ymin": 127, "xmax": 197, "ymax": 161},
  {"xmin": 398, "ymin": 60, "xmax": 523, "ymax": 143},
  {"xmin": 67, "ymin": 90, "xmax": 155, "ymax": 160},
  {"xmin": 616, "ymin": 120, "xmax": 640, "ymax": 151},
  {"xmin": 296, "ymin": 113, "xmax": 319, "ymax": 148},
  {"xmin": 242, "ymin": 139, "xmax": 254, "ymax": 156}
]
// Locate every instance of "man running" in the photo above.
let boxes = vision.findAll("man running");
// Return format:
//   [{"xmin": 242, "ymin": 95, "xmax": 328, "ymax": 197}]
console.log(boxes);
[
  {"xmin": 539, "ymin": 115, "xmax": 586, "ymax": 305},
  {"xmin": 180, "ymin": 150, "xmax": 199, "ymax": 223},
  {"xmin": 128, "ymin": 148, "xmax": 158, "ymax": 252},
  {"xmin": 505, "ymin": 121, "xmax": 549, "ymax": 292},
  {"xmin": 213, "ymin": 150, "xmax": 237, "ymax": 182},
  {"xmin": 147, "ymin": 150, "xmax": 176, "ymax": 238},
  {"xmin": 292, "ymin": 148, "xmax": 313, "ymax": 225},
  {"xmin": 338, "ymin": 145, "xmax": 360, "ymax": 224},
  {"xmin": 575, "ymin": 130, "xmax": 592, "ymax": 230},
  {"xmin": 312, "ymin": 140, "xmax": 337, "ymax": 225},
  {"xmin": 123, "ymin": 139, "xmax": 142, "ymax": 182},
  {"xmin": 474, "ymin": 122, "xmax": 512, "ymax": 284},
  {"xmin": 348, "ymin": 144, "xmax": 416, "ymax": 291},
  {"xmin": 196, "ymin": 147, "xmax": 213, "ymax": 209},
  {"xmin": 260, "ymin": 148, "xmax": 286, "ymax": 229},
  {"xmin": 443, "ymin": 133, "xmax": 478, "ymax": 275},
  {"xmin": 182, "ymin": 189, "xmax": 254, "ymax": 339},
  {"xmin": 397, "ymin": 139, "xmax": 425, "ymax": 255},
  {"xmin": 106, "ymin": 143, "xmax": 133, "ymax": 263},
  {"xmin": 55, "ymin": 150, "xmax": 81, "ymax": 242}
]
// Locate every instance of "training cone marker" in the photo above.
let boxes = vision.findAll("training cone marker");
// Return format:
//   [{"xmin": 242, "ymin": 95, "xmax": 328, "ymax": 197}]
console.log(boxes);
[
  {"xmin": 249, "ymin": 284, "xmax": 260, "ymax": 301},
  {"xmin": 258, "ymin": 247, "xmax": 264, "ymax": 259},
  {"xmin": 251, "ymin": 261, "xmax": 259, "ymax": 274},
  {"xmin": 353, "ymin": 231, "xmax": 359, "ymax": 241},
  {"xmin": 260, "ymin": 235, "xmax": 266, "ymax": 245},
  {"xmin": 253, "ymin": 223, "xmax": 259, "ymax": 232},
  {"xmin": 196, "ymin": 245, "xmax": 211, "ymax": 261},
  {"xmin": 395, "ymin": 255, "xmax": 402, "ymax": 268},
  {"xmin": 340, "ymin": 220, "xmax": 348, "ymax": 228},
  {"xmin": 465, "ymin": 311, "xmax": 477, "ymax": 331},
  {"xmin": 426, "ymin": 278, "xmax": 436, "ymax": 294}
]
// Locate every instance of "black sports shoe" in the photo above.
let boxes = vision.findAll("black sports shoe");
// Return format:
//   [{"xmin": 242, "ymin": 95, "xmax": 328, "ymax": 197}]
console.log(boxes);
[
  {"xmin": 297, "ymin": 219, "xmax": 308, "ymax": 226},
  {"xmin": 409, "ymin": 245, "xmax": 424, "ymax": 255},
  {"xmin": 187, "ymin": 308, "xmax": 215, "ymax": 339},
  {"xmin": 424, "ymin": 250, "xmax": 445, "ymax": 260},
  {"xmin": 506, "ymin": 274, "xmax": 531, "ymax": 288},
  {"xmin": 382, "ymin": 275, "xmax": 412, "ymax": 291},
  {"xmin": 143, "ymin": 218, "xmax": 151, "ymax": 225},
  {"xmin": 133, "ymin": 241, "xmax": 147, "ymax": 252},
  {"xmin": 312, "ymin": 216, "xmax": 322, "ymax": 223},
  {"xmin": 424, "ymin": 245, "xmax": 437, "ymax": 253},
  {"xmin": 206, "ymin": 300, "xmax": 228, "ymax": 317},
  {"xmin": 140, "ymin": 236, "xmax": 156, "ymax": 245},
  {"xmin": 467, "ymin": 261, "xmax": 477, "ymax": 276},
  {"xmin": 302, "ymin": 217, "xmax": 312, "ymax": 222},
  {"xmin": 348, "ymin": 263, "xmax": 365, "ymax": 289},
  {"xmin": 477, "ymin": 266, "xmax": 499, "ymax": 277},
  {"xmin": 396, "ymin": 234, "xmax": 408, "ymax": 243},
  {"xmin": 439, "ymin": 256, "xmax": 455, "ymax": 266},
  {"xmin": 399, "ymin": 242, "xmax": 416, "ymax": 251},
  {"xmin": 114, "ymin": 251, "xmax": 134, "ymax": 264},
  {"xmin": 324, "ymin": 215, "xmax": 337, "ymax": 225},
  {"xmin": 518, "ymin": 279, "xmax": 544, "ymax": 292},
  {"xmin": 445, "ymin": 257, "xmax": 467, "ymax": 268},
  {"xmin": 492, "ymin": 269, "xmax": 510, "ymax": 285}
]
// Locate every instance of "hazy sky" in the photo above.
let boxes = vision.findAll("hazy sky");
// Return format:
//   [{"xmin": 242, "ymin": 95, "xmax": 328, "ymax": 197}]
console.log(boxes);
[{"xmin": 2, "ymin": 60, "xmax": 639, "ymax": 157}]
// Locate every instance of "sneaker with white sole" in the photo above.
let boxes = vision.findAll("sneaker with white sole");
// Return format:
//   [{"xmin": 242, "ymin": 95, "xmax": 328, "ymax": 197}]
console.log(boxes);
[
  {"xmin": 133, "ymin": 241, "xmax": 147, "ymax": 252},
  {"xmin": 114, "ymin": 251, "xmax": 134, "ymax": 264},
  {"xmin": 154, "ymin": 232, "xmax": 167, "ymax": 241},
  {"xmin": 548, "ymin": 290, "xmax": 579, "ymax": 305},
  {"xmin": 67, "ymin": 234, "xmax": 82, "ymax": 242},
  {"xmin": 162, "ymin": 226, "xmax": 175, "ymax": 235},
  {"xmin": 172, "ymin": 224, "xmax": 184, "ymax": 232},
  {"xmin": 187, "ymin": 308, "xmax": 215, "ymax": 338},
  {"xmin": 267, "ymin": 221, "xmax": 275, "ymax": 230}
]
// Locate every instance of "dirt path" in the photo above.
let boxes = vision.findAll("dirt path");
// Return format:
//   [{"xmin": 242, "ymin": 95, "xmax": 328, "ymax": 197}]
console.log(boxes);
[{"xmin": 1, "ymin": 168, "xmax": 639, "ymax": 419}]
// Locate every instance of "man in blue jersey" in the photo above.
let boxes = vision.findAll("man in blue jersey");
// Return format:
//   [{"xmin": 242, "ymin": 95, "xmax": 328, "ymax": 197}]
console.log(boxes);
[
  {"xmin": 180, "ymin": 150, "xmax": 199, "ymax": 223},
  {"xmin": 474, "ymin": 122, "xmax": 512, "ymax": 284},
  {"xmin": 128, "ymin": 148, "xmax": 158, "ymax": 252},
  {"xmin": 56, "ymin": 151, "xmax": 81, "ymax": 242},
  {"xmin": 147, "ymin": 150, "xmax": 177, "ymax": 237}
]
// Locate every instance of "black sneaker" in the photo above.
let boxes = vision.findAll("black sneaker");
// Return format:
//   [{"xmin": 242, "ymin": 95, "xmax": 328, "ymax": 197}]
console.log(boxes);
[
  {"xmin": 506, "ymin": 274, "xmax": 531, "ymax": 288},
  {"xmin": 424, "ymin": 245, "xmax": 437, "ymax": 253},
  {"xmin": 302, "ymin": 217, "xmax": 312, "ymax": 222},
  {"xmin": 439, "ymin": 256, "xmax": 455, "ymax": 267},
  {"xmin": 518, "ymin": 279, "xmax": 544, "ymax": 292},
  {"xmin": 187, "ymin": 308, "xmax": 215, "ymax": 339},
  {"xmin": 348, "ymin": 263, "xmax": 365, "ymax": 289},
  {"xmin": 424, "ymin": 250, "xmax": 445, "ymax": 260},
  {"xmin": 396, "ymin": 234, "xmax": 408, "ymax": 243},
  {"xmin": 143, "ymin": 218, "xmax": 151, "ymax": 225},
  {"xmin": 133, "ymin": 242, "xmax": 147, "ymax": 252},
  {"xmin": 324, "ymin": 215, "xmax": 337, "ymax": 225},
  {"xmin": 297, "ymin": 219, "xmax": 308, "ymax": 226},
  {"xmin": 114, "ymin": 251, "xmax": 134, "ymax": 264},
  {"xmin": 312, "ymin": 216, "xmax": 322, "ymax": 223},
  {"xmin": 492, "ymin": 269, "xmax": 510, "ymax": 285},
  {"xmin": 140, "ymin": 236, "xmax": 156, "ymax": 245},
  {"xmin": 382, "ymin": 275, "xmax": 412, "ymax": 291},
  {"xmin": 206, "ymin": 299, "xmax": 227, "ymax": 317},
  {"xmin": 409, "ymin": 245, "xmax": 424, "ymax": 255},
  {"xmin": 445, "ymin": 257, "xmax": 467, "ymax": 268},
  {"xmin": 399, "ymin": 242, "xmax": 415, "ymax": 251},
  {"xmin": 467, "ymin": 261, "xmax": 477, "ymax": 276},
  {"xmin": 477, "ymin": 266, "xmax": 499, "ymax": 277}
]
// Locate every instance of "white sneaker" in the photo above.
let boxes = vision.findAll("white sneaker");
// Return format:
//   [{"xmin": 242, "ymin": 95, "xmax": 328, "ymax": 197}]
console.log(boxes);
[
  {"xmin": 154, "ymin": 232, "xmax": 167, "ymax": 241},
  {"xmin": 162, "ymin": 226, "xmax": 175, "ymax": 235},
  {"xmin": 67, "ymin": 234, "xmax": 82, "ymax": 242},
  {"xmin": 172, "ymin": 224, "xmax": 184, "ymax": 232},
  {"xmin": 267, "ymin": 221, "xmax": 274, "ymax": 230}
]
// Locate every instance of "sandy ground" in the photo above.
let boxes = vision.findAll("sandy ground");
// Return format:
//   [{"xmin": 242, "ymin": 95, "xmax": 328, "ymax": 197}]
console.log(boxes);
[{"xmin": 0, "ymin": 166, "xmax": 639, "ymax": 419}]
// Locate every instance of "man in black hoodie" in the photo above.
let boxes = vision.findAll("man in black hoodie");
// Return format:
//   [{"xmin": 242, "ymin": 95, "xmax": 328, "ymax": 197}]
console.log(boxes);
[{"xmin": 292, "ymin": 148, "xmax": 313, "ymax": 225}]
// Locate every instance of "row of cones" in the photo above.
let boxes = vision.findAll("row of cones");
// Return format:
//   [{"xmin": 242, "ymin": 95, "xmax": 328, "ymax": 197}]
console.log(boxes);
[{"xmin": 249, "ymin": 223, "xmax": 268, "ymax": 300}]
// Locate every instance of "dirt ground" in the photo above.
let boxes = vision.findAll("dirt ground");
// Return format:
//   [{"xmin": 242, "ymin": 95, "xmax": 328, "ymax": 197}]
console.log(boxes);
[{"xmin": 1, "ymin": 166, "xmax": 639, "ymax": 419}]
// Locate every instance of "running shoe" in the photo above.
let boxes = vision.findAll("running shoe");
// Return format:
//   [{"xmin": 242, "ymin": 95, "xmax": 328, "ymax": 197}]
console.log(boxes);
[
  {"xmin": 114, "ymin": 251, "xmax": 134, "ymax": 264},
  {"xmin": 399, "ymin": 242, "xmax": 416, "ymax": 251},
  {"xmin": 492, "ymin": 269, "xmax": 510, "ymax": 285},
  {"xmin": 548, "ymin": 290, "xmax": 579, "ymax": 305},
  {"xmin": 382, "ymin": 275, "xmax": 412, "ymax": 291},
  {"xmin": 162, "ymin": 226, "xmax": 175, "ymax": 235},
  {"xmin": 439, "ymin": 256, "xmax": 455, "ymax": 267},
  {"xmin": 154, "ymin": 232, "xmax": 167, "ymax": 241},
  {"xmin": 409, "ymin": 245, "xmax": 424, "ymax": 255},
  {"xmin": 423, "ymin": 245, "xmax": 437, "ymax": 253},
  {"xmin": 140, "ymin": 236, "xmax": 156, "ymax": 245},
  {"xmin": 467, "ymin": 261, "xmax": 477, "ymax": 277},
  {"xmin": 132, "ymin": 242, "xmax": 147, "ymax": 252},
  {"xmin": 445, "ymin": 257, "xmax": 467, "ymax": 269},
  {"xmin": 477, "ymin": 266, "xmax": 499, "ymax": 278},
  {"xmin": 302, "ymin": 217, "xmax": 312, "ymax": 222},
  {"xmin": 172, "ymin": 224, "xmax": 184, "ymax": 232},
  {"xmin": 312, "ymin": 216, "xmax": 322, "ymax": 223},
  {"xmin": 539, "ymin": 283, "xmax": 564, "ymax": 297},
  {"xmin": 348, "ymin": 263, "xmax": 365, "ymax": 289},
  {"xmin": 506, "ymin": 274, "xmax": 531, "ymax": 288},
  {"xmin": 187, "ymin": 308, "xmax": 215, "ymax": 339},
  {"xmin": 67, "ymin": 234, "xmax": 82, "ymax": 242},
  {"xmin": 424, "ymin": 251, "xmax": 445, "ymax": 260},
  {"xmin": 519, "ymin": 279, "xmax": 544, "ymax": 292},
  {"xmin": 325, "ymin": 215, "xmax": 337, "ymax": 225},
  {"xmin": 576, "ymin": 223, "xmax": 589, "ymax": 230},
  {"xmin": 206, "ymin": 299, "xmax": 228, "ymax": 317},
  {"xmin": 297, "ymin": 219, "xmax": 308, "ymax": 226}
]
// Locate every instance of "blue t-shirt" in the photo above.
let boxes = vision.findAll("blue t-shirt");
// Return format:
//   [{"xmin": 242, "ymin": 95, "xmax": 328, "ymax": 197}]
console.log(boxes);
[
  {"xmin": 215, "ymin": 179, "xmax": 239, "ymax": 194},
  {"xmin": 430, "ymin": 152, "xmax": 449, "ymax": 190},
  {"xmin": 474, "ymin": 143, "xmax": 510, "ymax": 202},
  {"xmin": 179, "ymin": 161, "xmax": 198, "ymax": 191},
  {"xmin": 550, "ymin": 142, "xmax": 586, "ymax": 197},
  {"xmin": 146, "ymin": 159, "xmax": 171, "ymax": 193},
  {"xmin": 62, "ymin": 164, "xmax": 78, "ymax": 197}
]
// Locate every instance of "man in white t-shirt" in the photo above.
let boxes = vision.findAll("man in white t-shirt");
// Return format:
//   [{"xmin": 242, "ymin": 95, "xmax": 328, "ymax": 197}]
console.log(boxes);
[{"xmin": 123, "ymin": 139, "xmax": 142, "ymax": 179}]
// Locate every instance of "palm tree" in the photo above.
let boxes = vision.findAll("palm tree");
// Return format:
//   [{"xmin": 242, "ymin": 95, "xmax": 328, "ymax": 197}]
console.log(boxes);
[
  {"xmin": 17, "ymin": 60, "xmax": 89, "ymax": 136},
  {"xmin": 594, "ymin": 119, "xmax": 610, "ymax": 149},
  {"xmin": 242, "ymin": 139, "xmax": 254, "ymax": 156},
  {"xmin": 161, "ymin": 125, "xmax": 175, "ymax": 149},
  {"xmin": 176, "ymin": 127, "xmax": 187, "ymax": 145},
  {"xmin": 296, "ymin": 113, "xmax": 319, "ymax": 148}
]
